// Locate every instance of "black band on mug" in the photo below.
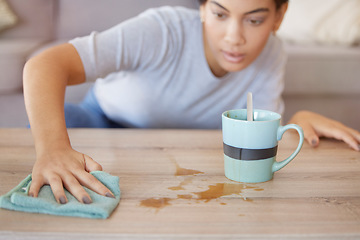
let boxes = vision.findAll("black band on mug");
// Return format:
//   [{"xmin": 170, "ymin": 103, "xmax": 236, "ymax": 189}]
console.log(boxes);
[{"xmin": 223, "ymin": 143, "xmax": 278, "ymax": 161}]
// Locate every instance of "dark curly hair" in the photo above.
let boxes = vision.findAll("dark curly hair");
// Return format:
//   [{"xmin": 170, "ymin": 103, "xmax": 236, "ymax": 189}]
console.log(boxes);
[{"xmin": 197, "ymin": 0, "xmax": 288, "ymax": 10}]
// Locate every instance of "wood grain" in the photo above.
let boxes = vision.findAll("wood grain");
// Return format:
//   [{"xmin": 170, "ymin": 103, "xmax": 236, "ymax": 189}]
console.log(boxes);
[{"xmin": 0, "ymin": 128, "xmax": 359, "ymax": 239}]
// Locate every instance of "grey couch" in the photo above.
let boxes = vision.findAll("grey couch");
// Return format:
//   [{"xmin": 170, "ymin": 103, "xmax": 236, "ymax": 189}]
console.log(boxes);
[{"xmin": 1, "ymin": 0, "xmax": 359, "ymax": 129}]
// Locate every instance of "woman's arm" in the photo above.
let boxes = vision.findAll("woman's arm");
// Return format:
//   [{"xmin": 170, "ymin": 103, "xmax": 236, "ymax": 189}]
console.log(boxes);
[
  {"xmin": 23, "ymin": 43, "xmax": 114, "ymax": 204},
  {"xmin": 289, "ymin": 110, "xmax": 360, "ymax": 151}
]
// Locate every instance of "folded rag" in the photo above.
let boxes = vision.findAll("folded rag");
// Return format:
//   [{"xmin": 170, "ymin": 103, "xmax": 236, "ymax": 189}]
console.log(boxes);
[{"xmin": 0, "ymin": 171, "xmax": 120, "ymax": 219}]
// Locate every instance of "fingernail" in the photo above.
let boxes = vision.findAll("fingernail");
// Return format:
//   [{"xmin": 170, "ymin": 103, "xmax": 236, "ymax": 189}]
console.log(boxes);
[
  {"xmin": 311, "ymin": 139, "xmax": 317, "ymax": 147},
  {"xmin": 59, "ymin": 196, "xmax": 67, "ymax": 204},
  {"xmin": 29, "ymin": 193, "xmax": 34, "ymax": 197},
  {"xmin": 82, "ymin": 196, "xmax": 92, "ymax": 204},
  {"xmin": 105, "ymin": 192, "xmax": 115, "ymax": 198}
]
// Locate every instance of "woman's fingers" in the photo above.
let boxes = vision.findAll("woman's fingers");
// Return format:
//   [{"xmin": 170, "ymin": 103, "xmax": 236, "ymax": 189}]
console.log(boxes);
[
  {"xmin": 75, "ymin": 171, "xmax": 115, "ymax": 198},
  {"xmin": 29, "ymin": 171, "xmax": 90, "ymax": 204},
  {"xmin": 318, "ymin": 124, "xmax": 360, "ymax": 151},
  {"xmin": 339, "ymin": 133, "xmax": 359, "ymax": 151},
  {"xmin": 290, "ymin": 110, "xmax": 360, "ymax": 151},
  {"xmin": 299, "ymin": 120, "xmax": 320, "ymax": 147},
  {"xmin": 48, "ymin": 175, "xmax": 67, "ymax": 204},
  {"xmin": 62, "ymin": 173, "xmax": 92, "ymax": 204},
  {"xmin": 28, "ymin": 175, "xmax": 44, "ymax": 198},
  {"xmin": 29, "ymin": 150, "xmax": 114, "ymax": 204},
  {"xmin": 80, "ymin": 154, "xmax": 115, "ymax": 198},
  {"xmin": 83, "ymin": 154, "xmax": 103, "ymax": 172},
  {"xmin": 342, "ymin": 125, "xmax": 360, "ymax": 143},
  {"xmin": 29, "ymin": 173, "xmax": 69, "ymax": 204}
]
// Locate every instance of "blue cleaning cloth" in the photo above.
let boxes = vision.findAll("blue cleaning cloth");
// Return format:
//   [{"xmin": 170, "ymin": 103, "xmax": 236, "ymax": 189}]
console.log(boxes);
[{"xmin": 0, "ymin": 171, "xmax": 120, "ymax": 219}]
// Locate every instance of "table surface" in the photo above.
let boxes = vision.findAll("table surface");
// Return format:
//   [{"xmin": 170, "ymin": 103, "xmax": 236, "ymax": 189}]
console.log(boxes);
[{"xmin": 0, "ymin": 128, "xmax": 359, "ymax": 240}]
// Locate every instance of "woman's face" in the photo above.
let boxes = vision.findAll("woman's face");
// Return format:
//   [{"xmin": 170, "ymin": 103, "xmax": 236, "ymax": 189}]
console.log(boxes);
[{"xmin": 200, "ymin": 0, "xmax": 287, "ymax": 77}]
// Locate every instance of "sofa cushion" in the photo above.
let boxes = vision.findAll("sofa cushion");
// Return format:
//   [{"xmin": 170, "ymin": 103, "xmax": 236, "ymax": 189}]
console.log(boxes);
[
  {"xmin": 0, "ymin": 39, "xmax": 46, "ymax": 93},
  {"xmin": 56, "ymin": 0, "xmax": 198, "ymax": 39},
  {"xmin": 0, "ymin": 0, "xmax": 18, "ymax": 32},
  {"xmin": 0, "ymin": 0, "xmax": 55, "ymax": 39},
  {"xmin": 283, "ymin": 43, "xmax": 360, "ymax": 95},
  {"xmin": 278, "ymin": 0, "xmax": 360, "ymax": 46}
]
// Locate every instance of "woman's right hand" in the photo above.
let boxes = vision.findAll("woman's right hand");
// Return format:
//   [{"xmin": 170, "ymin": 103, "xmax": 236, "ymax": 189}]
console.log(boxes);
[
  {"xmin": 22, "ymin": 43, "xmax": 113, "ymax": 204},
  {"xmin": 29, "ymin": 147, "xmax": 115, "ymax": 204}
]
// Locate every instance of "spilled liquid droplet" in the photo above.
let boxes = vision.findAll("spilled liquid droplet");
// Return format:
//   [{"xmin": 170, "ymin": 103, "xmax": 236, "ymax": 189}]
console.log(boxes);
[
  {"xmin": 168, "ymin": 155, "xmax": 204, "ymax": 176},
  {"xmin": 254, "ymin": 188, "xmax": 264, "ymax": 191},
  {"xmin": 168, "ymin": 185, "xmax": 185, "ymax": 191},
  {"xmin": 168, "ymin": 177, "xmax": 193, "ymax": 191},
  {"xmin": 192, "ymin": 183, "xmax": 259, "ymax": 202},
  {"xmin": 140, "ymin": 156, "xmax": 263, "ymax": 212},
  {"xmin": 140, "ymin": 198, "xmax": 172, "ymax": 211},
  {"xmin": 175, "ymin": 163, "xmax": 204, "ymax": 176},
  {"xmin": 177, "ymin": 194, "xmax": 193, "ymax": 200},
  {"xmin": 140, "ymin": 183, "xmax": 263, "ymax": 211}
]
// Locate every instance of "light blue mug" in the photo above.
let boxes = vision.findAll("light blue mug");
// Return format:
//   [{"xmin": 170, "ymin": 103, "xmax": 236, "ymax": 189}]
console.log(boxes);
[{"xmin": 222, "ymin": 109, "xmax": 304, "ymax": 183}]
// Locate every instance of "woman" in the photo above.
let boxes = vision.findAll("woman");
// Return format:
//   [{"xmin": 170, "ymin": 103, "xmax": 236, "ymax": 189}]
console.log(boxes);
[{"xmin": 23, "ymin": 0, "xmax": 360, "ymax": 204}]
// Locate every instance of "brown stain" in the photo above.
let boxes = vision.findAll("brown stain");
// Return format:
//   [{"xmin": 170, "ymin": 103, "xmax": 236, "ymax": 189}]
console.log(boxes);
[
  {"xmin": 140, "ymin": 197, "xmax": 172, "ymax": 211},
  {"xmin": 168, "ymin": 177, "xmax": 193, "ymax": 191},
  {"xmin": 253, "ymin": 188, "xmax": 264, "ymax": 191},
  {"xmin": 140, "ymin": 156, "xmax": 263, "ymax": 212},
  {"xmin": 177, "ymin": 194, "xmax": 193, "ymax": 200},
  {"xmin": 192, "ymin": 183, "xmax": 262, "ymax": 203},
  {"xmin": 175, "ymin": 163, "xmax": 204, "ymax": 176},
  {"xmin": 168, "ymin": 155, "xmax": 204, "ymax": 176},
  {"xmin": 140, "ymin": 183, "xmax": 263, "ymax": 211},
  {"xmin": 168, "ymin": 185, "xmax": 185, "ymax": 191}
]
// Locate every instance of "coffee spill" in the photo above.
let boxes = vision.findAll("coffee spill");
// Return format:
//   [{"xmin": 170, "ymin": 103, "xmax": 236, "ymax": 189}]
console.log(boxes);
[
  {"xmin": 140, "ymin": 156, "xmax": 262, "ymax": 211},
  {"xmin": 168, "ymin": 155, "xmax": 204, "ymax": 176},
  {"xmin": 177, "ymin": 194, "xmax": 193, "ymax": 200},
  {"xmin": 168, "ymin": 177, "xmax": 193, "ymax": 191},
  {"xmin": 175, "ymin": 163, "xmax": 204, "ymax": 176},
  {"xmin": 140, "ymin": 183, "xmax": 263, "ymax": 211},
  {"xmin": 254, "ymin": 188, "xmax": 264, "ymax": 191},
  {"xmin": 140, "ymin": 197, "xmax": 172, "ymax": 211},
  {"xmin": 168, "ymin": 185, "xmax": 185, "ymax": 191},
  {"xmin": 192, "ymin": 183, "xmax": 258, "ymax": 203}
]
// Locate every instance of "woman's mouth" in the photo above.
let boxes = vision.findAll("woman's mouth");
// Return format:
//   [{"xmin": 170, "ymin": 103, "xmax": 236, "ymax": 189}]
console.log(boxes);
[{"xmin": 222, "ymin": 51, "xmax": 245, "ymax": 63}]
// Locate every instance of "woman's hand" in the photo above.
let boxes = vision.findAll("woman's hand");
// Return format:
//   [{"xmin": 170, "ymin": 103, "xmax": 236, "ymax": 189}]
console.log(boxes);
[
  {"xmin": 29, "ymin": 147, "xmax": 115, "ymax": 204},
  {"xmin": 289, "ymin": 110, "xmax": 360, "ymax": 151},
  {"xmin": 22, "ymin": 43, "xmax": 114, "ymax": 203}
]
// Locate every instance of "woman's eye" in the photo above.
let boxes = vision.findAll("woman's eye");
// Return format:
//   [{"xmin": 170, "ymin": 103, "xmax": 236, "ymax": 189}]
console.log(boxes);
[
  {"xmin": 248, "ymin": 19, "xmax": 263, "ymax": 25},
  {"xmin": 213, "ymin": 12, "xmax": 227, "ymax": 19}
]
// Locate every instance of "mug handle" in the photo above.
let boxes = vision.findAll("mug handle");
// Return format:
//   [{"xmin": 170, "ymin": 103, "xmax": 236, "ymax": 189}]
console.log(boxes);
[{"xmin": 272, "ymin": 124, "xmax": 304, "ymax": 173}]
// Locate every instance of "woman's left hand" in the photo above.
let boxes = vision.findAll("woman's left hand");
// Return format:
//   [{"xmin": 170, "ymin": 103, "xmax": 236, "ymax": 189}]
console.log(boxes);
[{"xmin": 289, "ymin": 110, "xmax": 360, "ymax": 151}]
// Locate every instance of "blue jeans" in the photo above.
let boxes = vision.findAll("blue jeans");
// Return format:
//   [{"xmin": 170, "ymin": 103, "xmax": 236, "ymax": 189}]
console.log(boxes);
[{"xmin": 64, "ymin": 88, "xmax": 124, "ymax": 128}]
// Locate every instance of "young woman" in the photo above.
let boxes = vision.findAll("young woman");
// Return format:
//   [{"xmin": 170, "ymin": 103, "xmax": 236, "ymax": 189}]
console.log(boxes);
[{"xmin": 23, "ymin": 0, "xmax": 360, "ymax": 204}]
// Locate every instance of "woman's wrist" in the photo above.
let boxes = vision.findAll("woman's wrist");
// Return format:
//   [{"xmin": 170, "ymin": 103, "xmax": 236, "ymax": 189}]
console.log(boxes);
[{"xmin": 33, "ymin": 130, "xmax": 72, "ymax": 156}]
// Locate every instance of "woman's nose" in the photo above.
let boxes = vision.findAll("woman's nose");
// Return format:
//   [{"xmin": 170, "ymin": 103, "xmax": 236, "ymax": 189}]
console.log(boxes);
[{"xmin": 224, "ymin": 20, "xmax": 246, "ymax": 46}]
